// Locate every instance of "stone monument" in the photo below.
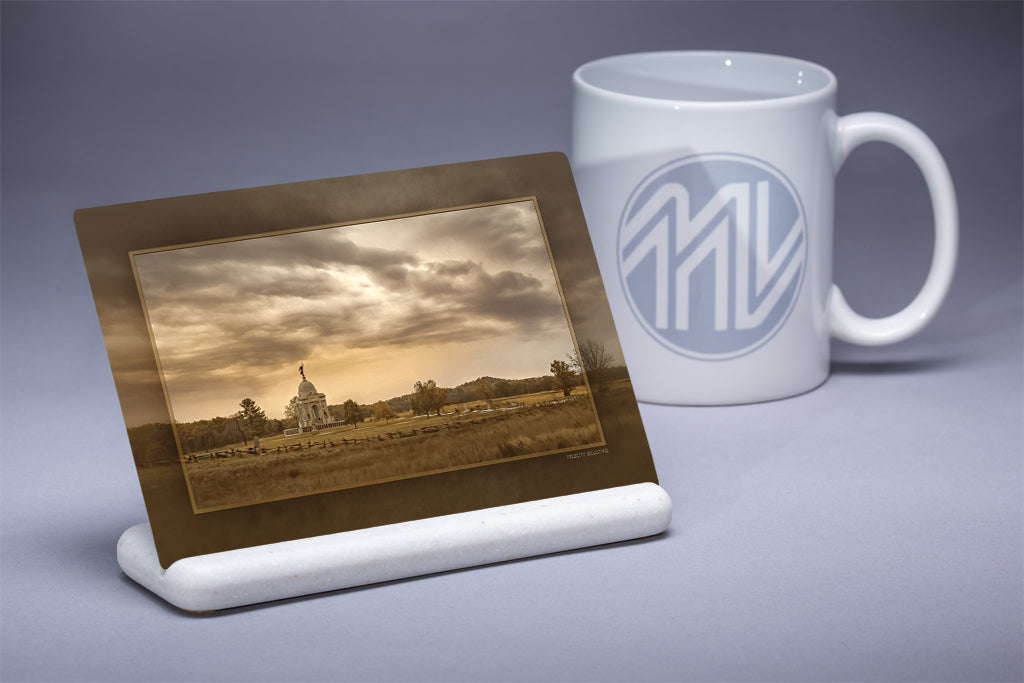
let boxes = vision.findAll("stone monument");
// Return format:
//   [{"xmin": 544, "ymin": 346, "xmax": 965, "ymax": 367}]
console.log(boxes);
[{"xmin": 293, "ymin": 364, "xmax": 330, "ymax": 432}]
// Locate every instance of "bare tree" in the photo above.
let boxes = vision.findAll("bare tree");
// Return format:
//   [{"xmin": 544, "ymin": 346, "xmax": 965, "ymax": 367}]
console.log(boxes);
[{"xmin": 570, "ymin": 340, "xmax": 616, "ymax": 392}]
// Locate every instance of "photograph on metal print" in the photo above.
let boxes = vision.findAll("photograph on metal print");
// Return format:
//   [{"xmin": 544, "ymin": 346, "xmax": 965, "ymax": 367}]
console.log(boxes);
[{"xmin": 130, "ymin": 200, "xmax": 605, "ymax": 512}]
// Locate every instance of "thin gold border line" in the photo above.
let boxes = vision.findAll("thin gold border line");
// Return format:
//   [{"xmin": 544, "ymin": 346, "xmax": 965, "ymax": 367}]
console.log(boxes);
[
  {"xmin": 530, "ymin": 196, "xmax": 608, "ymax": 447},
  {"xmin": 128, "ymin": 253, "xmax": 203, "ymax": 513},
  {"xmin": 132, "ymin": 196, "xmax": 605, "ymax": 514},
  {"xmin": 192, "ymin": 436, "xmax": 608, "ymax": 514}
]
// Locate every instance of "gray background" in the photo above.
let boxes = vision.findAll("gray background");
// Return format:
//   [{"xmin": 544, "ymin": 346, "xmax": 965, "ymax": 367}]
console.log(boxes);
[{"xmin": 2, "ymin": 2, "xmax": 1020, "ymax": 681}]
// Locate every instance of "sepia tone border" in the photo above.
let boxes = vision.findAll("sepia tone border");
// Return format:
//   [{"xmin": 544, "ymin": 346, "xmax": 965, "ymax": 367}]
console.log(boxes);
[{"xmin": 75, "ymin": 153, "xmax": 658, "ymax": 568}]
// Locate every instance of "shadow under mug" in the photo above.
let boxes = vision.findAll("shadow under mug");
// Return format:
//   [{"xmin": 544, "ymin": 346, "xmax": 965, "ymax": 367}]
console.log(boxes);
[{"xmin": 572, "ymin": 51, "xmax": 958, "ymax": 405}]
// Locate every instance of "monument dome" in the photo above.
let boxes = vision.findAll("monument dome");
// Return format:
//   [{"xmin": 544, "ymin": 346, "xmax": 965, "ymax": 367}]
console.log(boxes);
[
  {"xmin": 292, "ymin": 364, "xmax": 330, "ymax": 432},
  {"xmin": 298, "ymin": 379, "xmax": 317, "ymax": 398}
]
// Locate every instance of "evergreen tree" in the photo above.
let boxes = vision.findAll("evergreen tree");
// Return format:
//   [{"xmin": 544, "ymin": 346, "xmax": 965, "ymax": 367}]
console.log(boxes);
[{"xmin": 236, "ymin": 397, "xmax": 268, "ymax": 437}]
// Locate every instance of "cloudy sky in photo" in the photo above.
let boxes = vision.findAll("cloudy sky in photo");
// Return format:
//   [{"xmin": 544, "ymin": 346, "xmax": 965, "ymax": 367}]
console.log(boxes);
[{"xmin": 131, "ymin": 200, "xmax": 576, "ymax": 422}]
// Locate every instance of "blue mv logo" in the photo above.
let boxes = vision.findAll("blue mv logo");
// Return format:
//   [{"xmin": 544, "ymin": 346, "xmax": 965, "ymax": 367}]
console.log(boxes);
[{"xmin": 617, "ymin": 155, "xmax": 807, "ymax": 360}]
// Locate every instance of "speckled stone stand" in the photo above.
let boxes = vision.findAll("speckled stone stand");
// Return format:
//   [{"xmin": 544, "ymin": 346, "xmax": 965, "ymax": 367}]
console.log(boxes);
[{"xmin": 117, "ymin": 482, "xmax": 672, "ymax": 611}]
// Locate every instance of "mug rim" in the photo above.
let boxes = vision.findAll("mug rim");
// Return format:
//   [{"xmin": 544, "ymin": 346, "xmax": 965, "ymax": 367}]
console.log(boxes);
[{"xmin": 573, "ymin": 50, "xmax": 837, "ymax": 109}]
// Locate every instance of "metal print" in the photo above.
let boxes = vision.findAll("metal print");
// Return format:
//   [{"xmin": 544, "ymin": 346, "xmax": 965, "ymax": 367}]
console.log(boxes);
[{"xmin": 76, "ymin": 153, "xmax": 658, "ymax": 568}]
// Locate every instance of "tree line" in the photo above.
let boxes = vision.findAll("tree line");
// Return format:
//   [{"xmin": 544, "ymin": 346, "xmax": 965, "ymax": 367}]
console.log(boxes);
[
  {"xmin": 156, "ymin": 341, "xmax": 625, "ymax": 454},
  {"xmin": 323, "ymin": 341, "xmax": 621, "ymax": 423}
]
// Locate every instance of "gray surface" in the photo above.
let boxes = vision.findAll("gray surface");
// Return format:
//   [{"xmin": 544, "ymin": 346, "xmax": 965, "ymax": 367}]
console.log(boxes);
[{"xmin": 2, "ymin": 2, "xmax": 1021, "ymax": 681}]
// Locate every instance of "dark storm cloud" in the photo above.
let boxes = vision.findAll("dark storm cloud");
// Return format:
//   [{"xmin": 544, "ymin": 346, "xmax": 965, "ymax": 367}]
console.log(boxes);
[
  {"xmin": 138, "ymin": 274, "xmax": 348, "ymax": 331},
  {"xmin": 272, "ymin": 301, "xmax": 380, "ymax": 344},
  {"xmin": 159, "ymin": 332, "xmax": 319, "ymax": 401},
  {"xmin": 367, "ymin": 263, "xmax": 411, "ymax": 289},
  {"xmin": 367, "ymin": 306, "xmax": 504, "ymax": 349},
  {"xmin": 293, "ymin": 259, "xmax": 565, "ymax": 351},
  {"xmin": 132, "ymin": 200, "xmax": 575, "ymax": 420},
  {"xmin": 149, "ymin": 229, "xmax": 419, "ymax": 271},
  {"xmin": 415, "ymin": 201, "xmax": 550, "ymax": 267},
  {"xmin": 163, "ymin": 328, "xmax": 317, "ymax": 374},
  {"xmin": 149, "ymin": 295, "xmax": 383, "ymax": 383},
  {"xmin": 135, "ymin": 232, "xmax": 419, "ymax": 302},
  {"xmin": 409, "ymin": 260, "xmax": 564, "ymax": 328}
]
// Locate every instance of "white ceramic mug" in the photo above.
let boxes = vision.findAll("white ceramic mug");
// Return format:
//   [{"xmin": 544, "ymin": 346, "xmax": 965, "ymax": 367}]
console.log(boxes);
[{"xmin": 572, "ymin": 51, "xmax": 958, "ymax": 405}]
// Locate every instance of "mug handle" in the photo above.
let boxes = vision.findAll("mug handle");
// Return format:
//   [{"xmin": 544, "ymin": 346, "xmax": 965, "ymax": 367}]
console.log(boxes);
[{"xmin": 830, "ymin": 112, "xmax": 958, "ymax": 345}]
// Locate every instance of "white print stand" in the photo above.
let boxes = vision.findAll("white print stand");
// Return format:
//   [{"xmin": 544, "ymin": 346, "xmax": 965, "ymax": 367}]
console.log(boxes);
[{"xmin": 118, "ymin": 482, "xmax": 672, "ymax": 611}]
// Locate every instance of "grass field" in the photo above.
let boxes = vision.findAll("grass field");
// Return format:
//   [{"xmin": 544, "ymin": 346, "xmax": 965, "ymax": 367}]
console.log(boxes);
[{"xmin": 184, "ymin": 390, "xmax": 603, "ymax": 511}]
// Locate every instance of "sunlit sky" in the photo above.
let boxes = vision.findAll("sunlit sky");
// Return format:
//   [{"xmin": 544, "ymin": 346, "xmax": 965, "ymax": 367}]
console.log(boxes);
[{"xmin": 132, "ymin": 200, "xmax": 576, "ymax": 422}]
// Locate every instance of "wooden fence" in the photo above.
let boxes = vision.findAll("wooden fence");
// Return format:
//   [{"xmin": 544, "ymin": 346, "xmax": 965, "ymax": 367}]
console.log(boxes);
[{"xmin": 184, "ymin": 398, "xmax": 578, "ymax": 463}]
